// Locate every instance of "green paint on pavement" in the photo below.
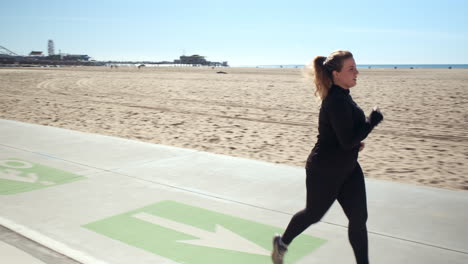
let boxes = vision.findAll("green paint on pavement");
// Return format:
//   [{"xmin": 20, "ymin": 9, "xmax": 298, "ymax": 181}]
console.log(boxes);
[
  {"xmin": 0, "ymin": 158, "xmax": 85, "ymax": 194},
  {"xmin": 83, "ymin": 200, "xmax": 326, "ymax": 264}
]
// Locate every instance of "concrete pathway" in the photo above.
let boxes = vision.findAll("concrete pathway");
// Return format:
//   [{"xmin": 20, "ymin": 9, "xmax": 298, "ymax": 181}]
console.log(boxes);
[{"xmin": 0, "ymin": 119, "xmax": 467, "ymax": 264}]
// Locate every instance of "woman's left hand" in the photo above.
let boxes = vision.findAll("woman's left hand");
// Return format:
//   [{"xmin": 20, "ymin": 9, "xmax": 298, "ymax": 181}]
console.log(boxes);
[{"xmin": 359, "ymin": 142, "xmax": 365, "ymax": 152}]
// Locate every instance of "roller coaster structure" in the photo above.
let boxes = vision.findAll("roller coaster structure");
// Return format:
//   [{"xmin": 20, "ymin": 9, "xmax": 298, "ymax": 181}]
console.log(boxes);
[{"xmin": 0, "ymin": 45, "xmax": 18, "ymax": 56}]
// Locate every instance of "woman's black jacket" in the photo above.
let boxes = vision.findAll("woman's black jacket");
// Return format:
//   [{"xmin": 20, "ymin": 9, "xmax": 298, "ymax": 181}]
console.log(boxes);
[{"xmin": 307, "ymin": 84, "xmax": 377, "ymax": 172}]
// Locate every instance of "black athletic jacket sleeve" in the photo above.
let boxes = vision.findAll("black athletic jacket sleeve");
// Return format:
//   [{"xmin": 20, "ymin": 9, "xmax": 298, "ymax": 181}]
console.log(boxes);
[{"xmin": 327, "ymin": 94, "xmax": 373, "ymax": 150}]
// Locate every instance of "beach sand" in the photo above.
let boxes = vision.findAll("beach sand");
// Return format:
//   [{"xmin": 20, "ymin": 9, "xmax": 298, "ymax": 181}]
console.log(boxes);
[{"xmin": 1, "ymin": 66, "xmax": 467, "ymax": 191}]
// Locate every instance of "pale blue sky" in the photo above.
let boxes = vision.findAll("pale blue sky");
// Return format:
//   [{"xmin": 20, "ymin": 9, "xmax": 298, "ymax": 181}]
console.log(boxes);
[{"xmin": 1, "ymin": 0, "xmax": 467, "ymax": 65}]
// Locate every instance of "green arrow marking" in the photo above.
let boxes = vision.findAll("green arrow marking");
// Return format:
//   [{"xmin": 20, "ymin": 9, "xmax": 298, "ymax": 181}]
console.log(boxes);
[
  {"xmin": 83, "ymin": 200, "xmax": 326, "ymax": 264},
  {"xmin": 133, "ymin": 212, "xmax": 270, "ymax": 256}
]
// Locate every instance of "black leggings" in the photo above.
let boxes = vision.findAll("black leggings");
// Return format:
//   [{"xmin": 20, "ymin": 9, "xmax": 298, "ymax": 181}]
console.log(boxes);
[{"xmin": 282, "ymin": 162, "xmax": 369, "ymax": 264}]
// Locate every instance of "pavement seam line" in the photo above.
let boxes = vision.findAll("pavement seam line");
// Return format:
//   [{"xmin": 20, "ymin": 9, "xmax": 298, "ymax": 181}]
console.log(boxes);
[
  {"xmin": 0, "ymin": 216, "xmax": 108, "ymax": 264},
  {"xmin": 0, "ymin": 225, "xmax": 81, "ymax": 264}
]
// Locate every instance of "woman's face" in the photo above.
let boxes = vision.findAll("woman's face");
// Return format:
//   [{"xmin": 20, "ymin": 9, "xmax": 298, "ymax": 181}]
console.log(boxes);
[{"xmin": 333, "ymin": 57, "xmax": 359, "ymax": 89}]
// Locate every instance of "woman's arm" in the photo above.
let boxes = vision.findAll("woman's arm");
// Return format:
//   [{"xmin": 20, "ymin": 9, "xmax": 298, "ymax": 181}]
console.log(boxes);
[{"xmin": 327, "ymin": 97, "xmax": 374, "ymax": 150}]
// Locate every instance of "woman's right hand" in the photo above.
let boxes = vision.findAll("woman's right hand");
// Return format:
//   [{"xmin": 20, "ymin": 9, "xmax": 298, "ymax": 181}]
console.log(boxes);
[{"xmin": 369, "ymin": 106, "xmax": 384, "ymax": 127}]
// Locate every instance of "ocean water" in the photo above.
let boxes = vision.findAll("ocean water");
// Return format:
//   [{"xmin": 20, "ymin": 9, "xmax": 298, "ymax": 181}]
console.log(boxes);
[
  {"xmin": 236, "ymin": 64, "xmax": 468, "ymax": 69},
  {"xmin": 358, "ymin": 64, "xmax": 468, "ymax": 69}
]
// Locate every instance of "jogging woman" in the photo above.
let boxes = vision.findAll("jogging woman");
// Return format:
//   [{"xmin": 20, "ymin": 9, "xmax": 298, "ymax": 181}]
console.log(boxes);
[{"xmin": 271, "ymin": 50, "xmax": 383, "ymax": 264}]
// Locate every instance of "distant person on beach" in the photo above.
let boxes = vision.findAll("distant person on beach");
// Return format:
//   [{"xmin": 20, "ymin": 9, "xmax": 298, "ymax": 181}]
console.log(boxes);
[{"xmin": 271, "ymin": 50, "xmax": 383, "ymax": 264}]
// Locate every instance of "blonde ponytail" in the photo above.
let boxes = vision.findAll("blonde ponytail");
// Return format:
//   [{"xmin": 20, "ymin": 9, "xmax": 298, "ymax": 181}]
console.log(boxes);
[
  {"xmin": 313, "ymin": 56, "xmax": 333, "ymax": 100},
  {"xmin": 304, "ymin": 50, "xmax": 354, "ymax": 101}
]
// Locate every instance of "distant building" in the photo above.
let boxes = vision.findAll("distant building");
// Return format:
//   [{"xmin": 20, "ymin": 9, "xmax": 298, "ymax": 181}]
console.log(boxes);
[
  {"xmin": 173, "ymin": 54, "xmax": 228, "ymax": 66},
  {"xmin": 175, "ymin": 55, "xmax": 207, "ymax": 65},
  {"xmin": 29, "ymin": 51, "xmax": 43, "ymax": 56},
  {"xmin": 62, "ymin": 54, "xmax": 90, "ymax": 61}
]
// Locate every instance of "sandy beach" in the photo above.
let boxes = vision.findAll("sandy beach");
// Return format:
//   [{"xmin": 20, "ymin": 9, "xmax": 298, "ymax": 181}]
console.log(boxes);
[{"xmin": 0, "ymin": 66, "xmax": 467, "ymax": 191}]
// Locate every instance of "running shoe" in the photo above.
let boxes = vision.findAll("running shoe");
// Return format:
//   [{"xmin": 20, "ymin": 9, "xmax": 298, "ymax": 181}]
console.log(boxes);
[{"xmin": 271, "ymin": 234, "xmax": 288, "ymax": 264}]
